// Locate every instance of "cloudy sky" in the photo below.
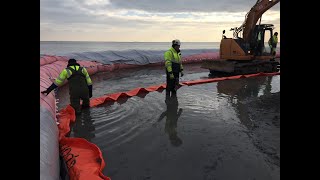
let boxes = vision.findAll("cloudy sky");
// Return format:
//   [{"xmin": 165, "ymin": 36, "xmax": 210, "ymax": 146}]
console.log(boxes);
[{"xmin": 40, "ymin": 0, "xmax": 280, "ymax": 42}]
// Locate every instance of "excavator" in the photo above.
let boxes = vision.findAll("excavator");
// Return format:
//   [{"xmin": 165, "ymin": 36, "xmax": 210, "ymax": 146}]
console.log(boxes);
[{"xmin": 201, "ymin": 0, "xmax": 280, "ymax": 76}]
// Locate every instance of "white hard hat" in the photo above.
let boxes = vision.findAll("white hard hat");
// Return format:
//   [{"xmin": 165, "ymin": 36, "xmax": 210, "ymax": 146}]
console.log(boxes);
[{"xmin": 172, "ymin": 39, "xmax": 181, "ymax": 46}]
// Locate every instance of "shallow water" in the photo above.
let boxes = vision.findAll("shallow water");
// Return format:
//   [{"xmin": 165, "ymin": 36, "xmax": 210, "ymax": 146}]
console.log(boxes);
[{"xmin": 58, "ymin": 64, "xmax": 280, "ymax": 180}]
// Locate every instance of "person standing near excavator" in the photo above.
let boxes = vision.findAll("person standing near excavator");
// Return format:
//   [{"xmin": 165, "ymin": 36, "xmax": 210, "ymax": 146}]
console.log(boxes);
[
  {"xmin": 164, "ymin": 39, "xmax": 184, "ymax": 97},
  {"xmin": 268, "ymin": 32, "xmax": 278, "ymax": 56}
]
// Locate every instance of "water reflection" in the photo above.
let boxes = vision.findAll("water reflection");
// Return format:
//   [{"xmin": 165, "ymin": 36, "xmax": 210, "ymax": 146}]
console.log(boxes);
[
  {"xmin": 157, "ymin": 95, "xmax": 183, "ymax": 147},
  {"xmin": 71, "ymin": 108, "xmax": 95, "ymax": 142},
  {"xmin": 217, "ymin": 76, "xmax": 274, "ymax": 129}
]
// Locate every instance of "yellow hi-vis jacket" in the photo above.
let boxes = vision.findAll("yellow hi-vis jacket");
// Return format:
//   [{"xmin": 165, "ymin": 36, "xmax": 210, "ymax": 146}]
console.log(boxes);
[
  {"xmin": 268, "ymin": 35, "xmax": 278, "ymax": 48},
  {"xmin": 54, "ymin": 65, "xmax": 92, "ymax": 86},
  {"xmin": 164, "ymin": 47, "xmax": 183, "ymax": 73}
]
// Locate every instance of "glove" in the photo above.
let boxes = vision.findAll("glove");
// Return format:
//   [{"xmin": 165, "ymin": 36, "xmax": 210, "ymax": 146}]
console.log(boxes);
[
  {"xmin": 41, "ymin": 83, "xmax": 58, "ymax": 96},
  {"xmin": 180, "ymin": 71, "xmax": 184, "ymax": 77},
  {"xmin": 169, "ymin": 73, "xmax": 174, "ymax": 79},
  {"xmin": 88, "ymin": 85, "xmax": 93, "ymax": 98},
  {"xmin": 41, "ymin": 90, "xmax": 49, "ymax": 95}
]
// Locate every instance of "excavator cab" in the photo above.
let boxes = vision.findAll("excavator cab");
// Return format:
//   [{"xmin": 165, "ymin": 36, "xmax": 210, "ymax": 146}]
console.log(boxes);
[
  {"xmin": 251, "ymin": 24, "xmax": 275, "ymax": 57},
  {"xmin": 202, "ymin": 0, "xmax": 280, "ymax": 76},
  {"xmin": 202, "ymin": 24, "xmax": 279, "ymax": 76},
  {"xmin": 220, "ymin": 24, "xmax": 275, "ymax": 61}
]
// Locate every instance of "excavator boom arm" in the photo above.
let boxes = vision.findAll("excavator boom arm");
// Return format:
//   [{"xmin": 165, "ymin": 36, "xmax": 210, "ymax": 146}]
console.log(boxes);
[{"xmin": 238, "ymin": 0, "xmax": 280, "ymax": 42}]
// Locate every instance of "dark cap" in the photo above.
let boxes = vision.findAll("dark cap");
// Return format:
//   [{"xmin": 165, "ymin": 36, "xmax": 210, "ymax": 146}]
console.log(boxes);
[{"xmin": 68, "ymin": 58, "xmax": 77, "ymax": 64}]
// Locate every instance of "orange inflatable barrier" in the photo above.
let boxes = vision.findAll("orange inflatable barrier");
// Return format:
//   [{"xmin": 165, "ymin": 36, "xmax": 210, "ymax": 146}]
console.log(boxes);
[
  {"xmin": 57, "ymin": 105, "xmax": 111, "ymax": 180},
  {"xmin": 59, "ymin": 137, "xmax": 111, "ymax": 180},
  {"xmin": 86, "ymin": 72, "xmax": 280, "ymax": 107},
  {"xmin": 181, "ymin": 72, "xmax": 280, "ymax": 86}
]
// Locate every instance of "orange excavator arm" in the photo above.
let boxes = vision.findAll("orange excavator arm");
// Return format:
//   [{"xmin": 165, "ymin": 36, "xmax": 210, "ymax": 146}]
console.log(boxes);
[{"xmin": 236, "ymin": 0, "xmax": 280, "ymax": 43}]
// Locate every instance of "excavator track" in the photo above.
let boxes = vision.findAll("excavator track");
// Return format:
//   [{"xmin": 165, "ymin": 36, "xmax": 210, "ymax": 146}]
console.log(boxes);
[{"xmin": 201, "ymin": 58, "xmax": 280, "ymax": 78}]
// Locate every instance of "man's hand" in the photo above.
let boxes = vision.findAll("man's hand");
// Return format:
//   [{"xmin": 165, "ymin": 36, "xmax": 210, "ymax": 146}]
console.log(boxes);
[
  {"xmin": 41, "ymin": 83, "xmax": 58, "ymax": 96},
  {"xmin": 169, "ymin": 73, "xmax": 174, "ymax": 79},
  {"xmin": 41, "ymin": 90, "xmax": 49, "ymax": 96}
]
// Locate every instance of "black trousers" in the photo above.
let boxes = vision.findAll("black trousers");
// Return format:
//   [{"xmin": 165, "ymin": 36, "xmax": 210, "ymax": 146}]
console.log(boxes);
[
  {"xmin": 70, "ymin": 94, "xmax": 90, "ymax": 114},
  {"xmin": 166, "ymin": 71, "xmax": 180, "ymax": 95}
]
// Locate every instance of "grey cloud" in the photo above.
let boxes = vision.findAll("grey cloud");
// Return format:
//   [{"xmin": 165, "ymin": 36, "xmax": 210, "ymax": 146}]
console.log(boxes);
[
  {"xmin": 41, "ymin": 0, "xmax": 113, "ymax": 22},
  {"xmin": 110, "ymin": 0, "xmax": 280, "ymax": 13},
  {"xmin": 41, "ymin": 6, "xmax": 153, "ymax": 29},
  {"xmin": 41, "ymin": 0, "xmax": 135, "ymax": 26},
  {"xmin": 41, "ymin": 0, "xmax": 279, "ymax": 30}
]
